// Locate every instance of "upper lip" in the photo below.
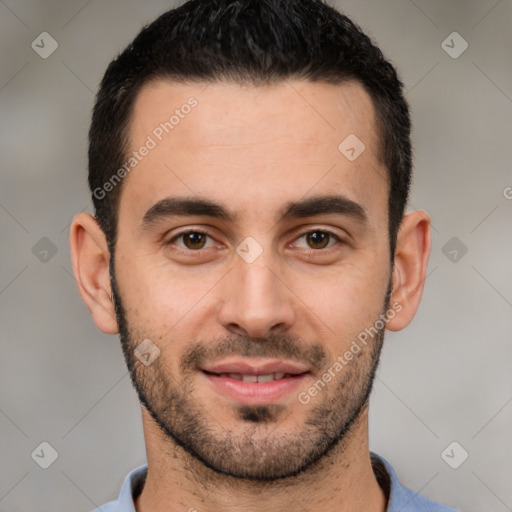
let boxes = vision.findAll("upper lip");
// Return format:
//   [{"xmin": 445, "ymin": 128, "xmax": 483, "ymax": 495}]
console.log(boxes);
[{"xmin": 200, "ymin": 359, "xmax": 310, "ymax": 376}]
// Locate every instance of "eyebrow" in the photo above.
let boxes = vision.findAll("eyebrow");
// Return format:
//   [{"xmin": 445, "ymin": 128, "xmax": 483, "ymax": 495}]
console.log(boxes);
[{"xmin": 139, "ymin": 194, "xmax": 368, "ymax": 230}]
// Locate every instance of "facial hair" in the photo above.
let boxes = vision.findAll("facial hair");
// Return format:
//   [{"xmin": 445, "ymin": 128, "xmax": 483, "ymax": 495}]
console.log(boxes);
[{"xmin": 110, "ymin": 259, "xmax": 392, "ymax": 482}]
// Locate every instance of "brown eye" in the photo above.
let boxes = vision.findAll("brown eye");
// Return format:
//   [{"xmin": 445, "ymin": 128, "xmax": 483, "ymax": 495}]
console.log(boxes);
[
  {"xmin": 182, "ymin": 232, "xmax": 207, "ymax": 249},
  {"xmin": 294, "ymin": 230, "xmax": 341, "ymax": 251},
  {"xmin": 305, "ymin": 231, "xmax": 331, "ymax": 249},
  {"xmin": 167, "ymin": 230, "xmax": 214, "ymax": 251}
]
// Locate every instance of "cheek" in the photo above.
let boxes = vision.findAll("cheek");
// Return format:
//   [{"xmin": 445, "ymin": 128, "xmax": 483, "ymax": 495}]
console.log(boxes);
[
  {"xmin": 292, "ymin": 262, "xmax": 388, "ymax": 339},
  {"xmin": 115, "ymin": 229, "xmax": 389, "ymax": 343},
  {"xmin": 116, "ymin": 257, "xmax": 217, "ymax": 334}
]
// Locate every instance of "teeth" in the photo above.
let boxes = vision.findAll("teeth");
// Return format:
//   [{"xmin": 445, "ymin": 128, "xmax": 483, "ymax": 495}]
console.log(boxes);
[
  {"xmin": 256, "ymin": 373, "xmax": 274, "ymax": 383},
  {"xmin": 217, "ymin": 372, "xmax": 289, "ymax": 382}
]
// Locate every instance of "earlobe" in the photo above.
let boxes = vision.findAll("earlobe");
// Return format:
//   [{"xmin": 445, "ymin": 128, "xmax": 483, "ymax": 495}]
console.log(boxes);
[
  {"xmin": 69, "ymin": 213, "xmax": 119, "ymax": 334},
  {"xmin": 386, "ymin": 210, "xmax": 432, "ymax": 332}
]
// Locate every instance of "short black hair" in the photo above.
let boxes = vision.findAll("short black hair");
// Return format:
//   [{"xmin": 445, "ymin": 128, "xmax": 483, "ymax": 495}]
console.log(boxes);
[{"xmin": 88, "ymin": 0, "xmax": 412, "ymax": 260}]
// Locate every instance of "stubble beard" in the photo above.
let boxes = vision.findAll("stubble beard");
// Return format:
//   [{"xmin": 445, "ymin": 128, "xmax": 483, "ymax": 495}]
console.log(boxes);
[{"xmin": 110, "ymin": 261, "xmax": 391, "ymax": 482}]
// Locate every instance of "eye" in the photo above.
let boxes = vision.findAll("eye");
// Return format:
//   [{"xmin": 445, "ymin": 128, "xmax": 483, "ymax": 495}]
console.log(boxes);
[
  {"xmin": 164, "ymin": 228, "xmax": 345, "ymax": 254},
  {"xmin": 293, "ymin": 230, "xmax": 343, "ymax": 251},
  {"xmin": 166, "ymin": 229, "xmax": 216, "ymax": 251}
]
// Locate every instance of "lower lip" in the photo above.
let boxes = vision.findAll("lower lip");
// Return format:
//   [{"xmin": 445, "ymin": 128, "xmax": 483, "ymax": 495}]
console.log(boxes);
[{"xmin": 200, "ymin": 371, "xmax": 310, "ymax": 404}]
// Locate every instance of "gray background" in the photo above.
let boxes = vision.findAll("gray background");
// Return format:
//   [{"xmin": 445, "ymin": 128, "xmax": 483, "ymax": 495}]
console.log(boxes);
[{"xmin": 1, "ymin": 1, "xmax": 511, "ymax": 511}]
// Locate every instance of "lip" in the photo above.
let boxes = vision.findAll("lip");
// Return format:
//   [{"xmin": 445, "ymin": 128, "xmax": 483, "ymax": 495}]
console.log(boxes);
[
  {"xmin": 200, "ymin": 358, "xmax": 310, "ymax": 376},
  {"xmin": 200, "ymin": 371, "xmax": 310, "ymax": 405},
  {"xmin": 199, "ymin": 358, "xmax": 312, "ymax": 404}
]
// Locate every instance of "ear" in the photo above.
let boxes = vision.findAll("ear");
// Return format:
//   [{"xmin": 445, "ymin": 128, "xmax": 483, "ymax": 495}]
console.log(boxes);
[
  {"xmin": 386, "ymin": 210, "xmax": 431, "ymax": 331},
  {"xmin": 69, "ymin": 213, "xmax": 119, "ymax": 334}
]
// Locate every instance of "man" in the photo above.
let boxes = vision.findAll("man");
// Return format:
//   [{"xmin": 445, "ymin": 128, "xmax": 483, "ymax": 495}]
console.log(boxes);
[{"xmin": 70, "ymin": 1, "xmax": 459, "ymax": 510}]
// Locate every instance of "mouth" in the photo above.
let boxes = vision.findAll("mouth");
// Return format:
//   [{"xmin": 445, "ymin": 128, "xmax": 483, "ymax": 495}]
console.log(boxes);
[
  {"xmin": 198, "ymin": 360, "xmax": 311, "ymax": 404},
  {"xmin": 201, "ymin": 370, "xmax": 306, "ymax": 382}
]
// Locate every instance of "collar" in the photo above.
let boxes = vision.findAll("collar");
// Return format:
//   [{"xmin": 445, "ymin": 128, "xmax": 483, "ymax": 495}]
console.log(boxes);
[{"xmin": 105, "ymin": 452, "xmax": 458, "ymax": 512}]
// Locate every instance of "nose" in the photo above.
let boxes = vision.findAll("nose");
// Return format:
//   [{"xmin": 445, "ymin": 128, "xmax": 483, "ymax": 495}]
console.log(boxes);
[{"xmin": 216, "ymin": 252, "xmax": 296, "ymax": 339}]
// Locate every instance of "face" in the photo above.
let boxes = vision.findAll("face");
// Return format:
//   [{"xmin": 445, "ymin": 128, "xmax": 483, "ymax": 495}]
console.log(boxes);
[{"xmin": 110, "ymin": 78, "xmax": 393, "ymax": 480}]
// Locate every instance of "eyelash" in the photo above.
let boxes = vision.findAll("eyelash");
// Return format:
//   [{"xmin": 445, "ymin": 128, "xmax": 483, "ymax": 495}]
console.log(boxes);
[{"xmin": 164, "ymin": 228, "xmax": 345, "ymax": 254}]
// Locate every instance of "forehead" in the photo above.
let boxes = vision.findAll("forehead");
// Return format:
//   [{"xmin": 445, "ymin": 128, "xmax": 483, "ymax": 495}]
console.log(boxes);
[
  {"xmin": 120, "ymin": 78, "xmax": 387, "ymax": 227},
  {"xmin": 129, "ymin": 78, "xmax": 381, "ymax": 153}
]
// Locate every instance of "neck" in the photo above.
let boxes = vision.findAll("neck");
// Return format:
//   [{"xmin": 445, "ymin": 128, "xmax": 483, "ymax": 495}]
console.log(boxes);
[{"xmin": 135, "ymin": 404, "xmax": 387, "ymax": 512}]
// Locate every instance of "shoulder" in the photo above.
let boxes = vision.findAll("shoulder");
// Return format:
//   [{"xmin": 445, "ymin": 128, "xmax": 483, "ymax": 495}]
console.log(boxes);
[
  {"xmin": 89, "ymin": 463, "xmax": 148, "ymax": 512},
  {"xmin": 370, "ymin": 452, "xmax": 460, "ymax": 512},
  {"xmin": 90, "ymin": 502, "xmax": 119, "ymax": 512},
  {"xmin": 392, "ymin": 484, "xmax": 460, "ymax": 512}
]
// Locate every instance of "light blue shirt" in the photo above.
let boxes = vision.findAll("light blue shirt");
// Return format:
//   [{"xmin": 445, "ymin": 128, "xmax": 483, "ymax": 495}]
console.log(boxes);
[{"xmin": 91, "ymin": 452, "xmax": 459, "ymax": 511}]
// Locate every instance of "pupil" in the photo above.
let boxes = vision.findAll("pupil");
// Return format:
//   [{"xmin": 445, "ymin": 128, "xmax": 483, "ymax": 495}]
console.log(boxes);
[
  {"xmin": 183, "ymin": 232, "xmax": 330, "ymax": 250},
  {"xmin": 307, "ymin": 231, "xmax": 328, "ymax": 249},
  {"xmin": 186, "ymin": 232, "xmax": 205, "ymax": 249}
]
